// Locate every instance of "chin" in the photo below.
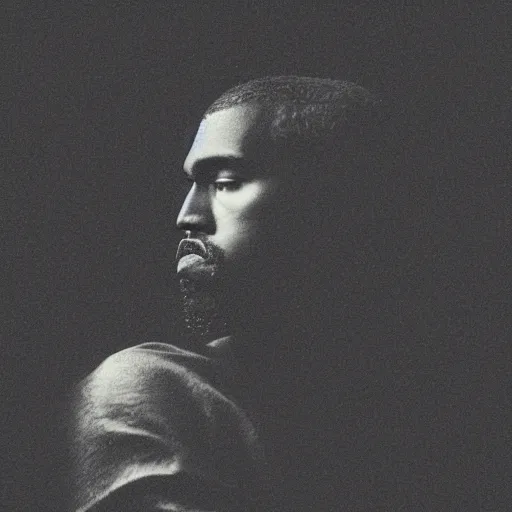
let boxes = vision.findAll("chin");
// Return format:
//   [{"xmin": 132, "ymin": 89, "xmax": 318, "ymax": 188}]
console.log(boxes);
[{"xmin": 180, "ymin": 279, "xmax": 230, "ymax": 343}]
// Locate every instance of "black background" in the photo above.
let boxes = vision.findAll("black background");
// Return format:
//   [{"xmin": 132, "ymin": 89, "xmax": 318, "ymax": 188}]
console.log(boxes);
[{"xmin": 5, "ymin": 2, "xmax": 509, "ymax": 510}]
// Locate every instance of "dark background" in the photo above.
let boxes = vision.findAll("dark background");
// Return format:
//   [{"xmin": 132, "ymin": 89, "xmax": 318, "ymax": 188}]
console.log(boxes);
[{"xmin": 5, "ymin": 2, "xmax": 509, "ymax": 510}]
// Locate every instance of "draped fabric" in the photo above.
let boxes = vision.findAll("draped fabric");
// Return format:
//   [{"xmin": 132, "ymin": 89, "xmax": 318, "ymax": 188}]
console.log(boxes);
[{"xmin": 71, "ymin": 341, "xmax": 270, "ymax": 511}]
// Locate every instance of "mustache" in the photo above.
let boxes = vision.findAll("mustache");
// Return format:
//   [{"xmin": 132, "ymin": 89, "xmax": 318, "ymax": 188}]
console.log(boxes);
[{"xmin": 176, "ymin": 237, "xmax": 224, "ymax": 264}]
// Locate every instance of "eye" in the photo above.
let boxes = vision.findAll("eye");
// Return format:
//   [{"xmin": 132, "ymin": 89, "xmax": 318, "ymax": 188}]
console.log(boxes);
[{"xmin": 213, "ymin": 179, "xmax": 243, "ymax": 192}]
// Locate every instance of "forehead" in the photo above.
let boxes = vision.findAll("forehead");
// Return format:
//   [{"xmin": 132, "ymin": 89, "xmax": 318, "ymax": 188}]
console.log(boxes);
[{"xmin": 183, "ymin": 104, "xmax": 269, "ymax": 172}]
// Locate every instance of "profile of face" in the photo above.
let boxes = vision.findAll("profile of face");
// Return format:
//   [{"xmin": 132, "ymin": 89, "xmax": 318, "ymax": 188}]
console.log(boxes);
[{"xmin": 175, "ymin": 103, "xmax": 322, "ymax": 337}]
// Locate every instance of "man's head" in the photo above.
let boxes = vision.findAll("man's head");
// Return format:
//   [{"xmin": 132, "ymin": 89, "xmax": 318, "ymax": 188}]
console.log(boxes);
[{"xmin": 175, "ymin": 76, "xmax": 394, "ymax": 341}]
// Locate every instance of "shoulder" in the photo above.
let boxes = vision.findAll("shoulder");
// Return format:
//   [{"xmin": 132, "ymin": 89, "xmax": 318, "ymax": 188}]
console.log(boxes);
[
  {"xmin": 74, "ymin": 341, "xmax": 246, "ymax": 449},
  {"xmin": 70, "ymin": 342, "xmax": 266, "ymax": 511},
  {"xmin": 85, "ymin": 341, "xmax": 221, "ymax": 386},
  {"xmin": 79, "ymin": 342, "xmax": 222, "ymax": 409}
]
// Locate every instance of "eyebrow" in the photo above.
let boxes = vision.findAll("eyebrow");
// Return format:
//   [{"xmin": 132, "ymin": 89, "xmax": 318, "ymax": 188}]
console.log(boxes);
[{"xmin": 183, "ymin": 156, "xmax": 249, "ymax": 179}]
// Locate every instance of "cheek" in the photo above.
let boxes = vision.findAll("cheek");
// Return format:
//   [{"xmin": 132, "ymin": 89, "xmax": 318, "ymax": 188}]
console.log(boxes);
[
  {"xmin": 211, "ymin": 181, "xmax": 280, "ymax": 258},
  {"xmin": 212, "ymin": 181, "xmax": 275, "ymax": 213}
]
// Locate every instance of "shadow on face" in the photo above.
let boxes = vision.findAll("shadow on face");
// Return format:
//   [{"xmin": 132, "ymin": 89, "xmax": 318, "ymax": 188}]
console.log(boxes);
[{"xmin": 177, "ymin": 102, "xmax": 416, "ymax": 344}]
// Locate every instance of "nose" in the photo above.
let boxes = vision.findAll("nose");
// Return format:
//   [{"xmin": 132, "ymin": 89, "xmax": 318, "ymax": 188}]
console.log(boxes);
[{"xmin": 176, "ymin": 183, "xmax": 215, "ymax": 234}]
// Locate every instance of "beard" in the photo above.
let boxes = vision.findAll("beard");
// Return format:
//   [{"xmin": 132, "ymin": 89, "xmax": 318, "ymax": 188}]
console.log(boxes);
[
  {"xmin": 176, "ymin": 236, "xmax": 230, "ymax": 342},
  {"xmin": 175, "ymin": 228, "xmax": 347, "ymax": 345},
  {"xmin": 175, "ymin": 232, "xmax": 283, "ymax": 344},
  {"xmin": 178, "ymin": 261, "xmax": 316, "ymax": 347},
  {"xmin": 179, "ymin": 276, "xmax": 230, "ymax": 342}
]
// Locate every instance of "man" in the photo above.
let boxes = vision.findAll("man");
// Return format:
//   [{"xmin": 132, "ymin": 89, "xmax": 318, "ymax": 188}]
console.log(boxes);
[{"xmin": 72, "ymin": 76, "xmax": 417, "ymax": 511}]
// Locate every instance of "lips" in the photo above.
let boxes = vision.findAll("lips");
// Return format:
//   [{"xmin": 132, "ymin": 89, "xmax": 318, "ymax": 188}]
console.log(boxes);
[
  {"xmin": 177, "ymin": 253, "xmax": 206, "ymax": 273},
  {"xmin": 176, "ymin": 238, "xmax": 215, "ymax": 277},
  {"xmin": 176, "ymin": 238, "xmax": 208, "ymax": 261}
]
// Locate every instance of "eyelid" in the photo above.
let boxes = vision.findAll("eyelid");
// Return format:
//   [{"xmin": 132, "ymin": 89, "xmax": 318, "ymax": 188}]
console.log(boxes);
[
  {"xmin": 214, "ymin": 169, "xmax": 245, "ymax": 184},
  {"xmin": 184, "ymin": 168, "xmax": 246, "ymax": 186},
  {"xmin": 215, "ymin": 177, "xmax": 239, "ymax": 183},
  {"xmin": 215, "ymin": 169, "xmax": 241, "ymax": 178}
]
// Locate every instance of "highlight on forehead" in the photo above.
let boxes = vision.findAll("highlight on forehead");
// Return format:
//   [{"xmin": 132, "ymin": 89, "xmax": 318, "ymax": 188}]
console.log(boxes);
[{"xmin": 183, "ymin": 103, "xmax": 271, "ymax": 175}]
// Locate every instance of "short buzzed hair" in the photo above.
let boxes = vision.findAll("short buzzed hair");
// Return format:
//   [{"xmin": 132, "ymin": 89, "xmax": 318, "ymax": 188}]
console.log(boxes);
[
  {"xmin": 204, "ymin": 76, "xmax": 392, "ymax": 174},
  {"xmin": 206, "ymin": 75, "xmax": 380, "ymax": 139}
]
